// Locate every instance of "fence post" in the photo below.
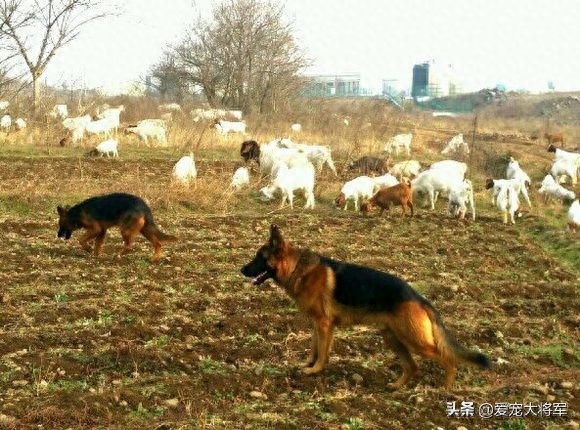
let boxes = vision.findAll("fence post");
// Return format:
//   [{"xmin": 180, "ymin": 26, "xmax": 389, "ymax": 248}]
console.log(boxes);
[{"xmin": 470, "ymin": 114, "xmax": 477, "ymax": 170}]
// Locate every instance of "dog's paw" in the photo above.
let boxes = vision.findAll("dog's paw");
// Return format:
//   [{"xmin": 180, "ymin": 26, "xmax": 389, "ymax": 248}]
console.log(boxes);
[{"xmin": 302, "ymin": 365, "xmax": 323, "ymax": 375}]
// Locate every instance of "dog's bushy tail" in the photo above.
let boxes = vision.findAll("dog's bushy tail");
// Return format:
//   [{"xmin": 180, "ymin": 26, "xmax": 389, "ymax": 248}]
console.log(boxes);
[
  {"xmin": 143, "ymin": 213, "xmax": 177, "ymax": 243},
  {"xmin": 426, "ymin": 304, "xmax": 491, "ymax": 369}
]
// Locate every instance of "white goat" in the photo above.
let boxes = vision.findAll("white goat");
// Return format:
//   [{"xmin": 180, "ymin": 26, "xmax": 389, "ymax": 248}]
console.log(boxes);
[
  {"xmin": 538, "ymin": 174, "xmax": 576, "ymax": 202},
  {"xmin": 274, "ymin": 138, "xmax": 337, "ymax": 175},
  {"xmin": 15, "ymin": 118, "xmax": 26, "ymax": 130},
  {"xmin": 126, "ymin": 119, "xmax": 168, "ymax": 147},
  {"xmin": 335, "ymin": 176, "xmax": 375, "ymax": 211},
  {"xmin": 85, "ymin": 116, "xmax": 118, "ymax": 137},
  {"xmin": 441, "ymin": 133, "xmax": 470, "ymax": 155},
  {"xmin": 550, "ymin": 158, "xmax": 578, "ymax": 185},
  {"xmin": 567, "ymin": 200, "xmax": 580, "ymax": 232},
  {"xmin": 255, "ymin": 140, "xmax": 310, "ymax": 176},
  {"xmin": 49, "ymin": 104, "xmax": 68, "ymax": 120},
  {"xmin": 228, "ymin": 110, "xmax": 243, "ymax": 120},
  {"xmin": 172, "ymin": 153, "xmax": 197, "ymax": 185},
  {"xmin": 192, "ymin": 108, "xmax": 226, "ymax": 122},
  {"xmin": 495, "ymin": 182, "xmax": 520, "ymax": 224},
  {"xmin": 504, "ymin": 157, "xmax": 533, "ymax": 207},
  {"xmin": 259, "ymin": 162, "xmax": 315, "ymax": 209},
  {"xmin": 0, "ymin": 114, "xmax": 11, "ymax": 130},
  {"xmin": 215, "ymin": 119, "xmax": 246, "ymax": 135},
  {"xmin": 290, "ymin": 123, "xmax": 302, "ymax": 133},
  {"xmin": 389, "ymin": 160, "xmax": 422, "ymax": 179},
  {"xmin": 448, "ymin": 179, "xmax": 476, "ymax": 220},
  {"xmin": 231, "ymin": 167, "xmax": 250, "ymax": 190},
  {"xmin": 158, "ymin": 103, "xmax": 181, "ymax": 112},
  {"xmin": 547, "ymin": 144, "xmax": 580, "ymax": 167},
  {"xmin": 372, "ymin": 173, "xmax": 399, "ymax": 193},
  {"xmin": 411, "ymin": 160, "xmax": 467, "ymax": 209},
  {"xmin": 0, "ymin": 100, "xmax": 9, "ymax": 111},
  {"xmin": 384, "ymin": 133, "xmax": 413, "ymax": 156},
  {"xmin": 92, "ymin": 139, "xmax": 119, "ymax": 157},
  {"xmin": 486, "ymin": 178, "xmax": 531, "ymax": 208},
  {"xmin": 429, "ymin": 160, "xmax": 468, "ymax": 177}
]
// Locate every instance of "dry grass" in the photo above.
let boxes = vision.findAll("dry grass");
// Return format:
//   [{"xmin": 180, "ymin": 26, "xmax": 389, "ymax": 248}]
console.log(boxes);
[{"xmin": 0, "ymin": 94, "xmax": 578, "ymax": 429}]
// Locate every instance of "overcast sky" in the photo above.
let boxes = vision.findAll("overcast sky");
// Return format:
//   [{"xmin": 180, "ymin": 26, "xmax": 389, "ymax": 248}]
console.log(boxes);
[{"xmin": 44, "ymin": 0, "xmax": 580, "ymax": 95}]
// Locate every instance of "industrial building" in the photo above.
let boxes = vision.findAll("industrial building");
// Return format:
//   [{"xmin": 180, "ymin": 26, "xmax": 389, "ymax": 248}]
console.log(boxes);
[{"xmin": 411, "ymin": 60, "xmax": 460, "ymax": 99}]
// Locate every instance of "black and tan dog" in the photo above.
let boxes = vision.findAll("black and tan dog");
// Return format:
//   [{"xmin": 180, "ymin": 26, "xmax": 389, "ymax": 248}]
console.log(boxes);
[
  {"xmin": 241, "ymin": 225, "xmax": 491, "ymax": 388},
  {"xmin": 57, "ymin": 192, "xmax": 176, "ymax": 262}
]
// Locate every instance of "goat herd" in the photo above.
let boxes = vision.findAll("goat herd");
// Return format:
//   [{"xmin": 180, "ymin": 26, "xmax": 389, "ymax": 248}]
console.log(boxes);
[
  {"xmin": 1, "ymin": 100, "xmax": 578, "ymax": 231},
  {"xmin": 236, "ymin": 136, "xmax": 579, "ymax": 232}
]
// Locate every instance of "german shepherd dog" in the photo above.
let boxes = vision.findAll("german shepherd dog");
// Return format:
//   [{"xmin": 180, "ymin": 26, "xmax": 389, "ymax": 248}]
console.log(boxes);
[
  {"xmin": 57, "ymin": 193, "xmax": 177, "ymax": 262},
  {"xmin": 241, "ymin": 225, "xmax": 491, "ymax": 388}
]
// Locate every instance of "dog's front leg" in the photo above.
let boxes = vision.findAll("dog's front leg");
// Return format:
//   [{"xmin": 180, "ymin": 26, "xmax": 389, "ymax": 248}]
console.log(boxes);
[
  {"xmin": 303, "ymin": 317, "xmax": 333, "ymax": 375},
  {"xmin": 303, "ymin": 322, "xmax": 319, "ymax": 368}
]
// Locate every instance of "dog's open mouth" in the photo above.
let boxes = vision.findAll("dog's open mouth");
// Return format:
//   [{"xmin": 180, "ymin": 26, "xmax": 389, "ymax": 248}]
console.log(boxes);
[{"xmin": 251, "ymin": 271, "xmax": 270, "ymax": 285}]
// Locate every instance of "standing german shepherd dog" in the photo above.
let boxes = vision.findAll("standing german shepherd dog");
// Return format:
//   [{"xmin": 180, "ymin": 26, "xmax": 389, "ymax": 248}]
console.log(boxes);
[
  {"xmin": 57, "ymin": 193, "xmax": 177, "ymax": 262},
  {"xmin": 241, "ymin": 225, "xmax": 491, "ymax": 388}
]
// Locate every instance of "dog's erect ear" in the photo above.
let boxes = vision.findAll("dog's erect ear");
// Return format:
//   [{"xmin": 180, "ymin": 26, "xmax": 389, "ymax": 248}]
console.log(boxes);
[
  {"xmin": 269, "ymin": 224, "xmax": 284, "ymax": 250},
  {"xmin": 57, "ymin": 205, "xmax": 65, "ymax": 216}
]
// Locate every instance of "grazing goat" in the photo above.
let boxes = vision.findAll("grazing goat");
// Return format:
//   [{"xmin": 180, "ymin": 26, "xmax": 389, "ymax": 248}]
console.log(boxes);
[
  {"xmin": 494, "ymin": 183, "xmax": 520, "ymax": 224},
  {"xmin": 0, "ymin": 114, "xmax": 11, "ymax": 130},
  {"xmin": 567, "ymin": 200, "xmax": 580, "ymax": 232},
  {"xmin": 550, "ymin": 158, "xmax": 578, "ymax": 186},
  {"xmin": 192, "ymin": 108, "xmax": 226, "ymax": 122},
  {"xmin": 361, "ymin": 181, "xmax": 414, "ymax": 217},
  {"xmin": 347, "ymin": 156, "xmax": 390, "ymax": 175},
  {"xmin": 49, "ymin": 104, "xmax": 68, "ymax": 120},
  {"xmin": 506, "ymin": 157, "xmax": 532, "ymax": 185},
  {"xmin": 371, "ymin": 173, "xmax": 399, "ymax": 193},
  {"xmin": 231, "ymin": 167, "xmax": 250, "ymax": 190},
  {"xmin": 126, "ymin": 119, "xmax": 168, "ymax": 147},
  {"xmin": 389, "ymin": 160, "xmax": 422, "ymax": 179},
  {"xmin": 538, "ymin": 175, "xmax": 576, "ymax": 202},
  {"xmin": 335, "ymin": 176, "xmax": 375, "ymax": 211},
  {"xmin": 15, "ymin": 118, "xmax": 27, "ymax": 130},
  {"xmin": 485, "ymin": 178, "xmax": 531, "ymax": 208},
  {"xmin": 62, "ymin": 114, "xmax": 91, "ymax": 139},
  {"xmin": 384, "ymin": 133, "xmax": 412, "ymax": 156},
  {"xmin": 448, "ymin": 179, "xmax": 476, "ymax": 220},
  {"xmin": 441, "ymin": 133, "xmax": 470, "ymax": 155},
  {"xmin": 215, "ymin": 119, "xmax": 246, "ymax": 135},
  {"xmin": 240, "ymin": 139, "xmax": 321, "ymax": 176},
  {"xmin": 545, "ymin": 132, "xmax": 564, "ymax": 148},
  {"xmin": 504, "ymin": 157, "xmax": 533, "ymax": 207},
  {"xmin": 275, "ymin": 138, "xmax": 337, "ymax": 175},
  {"xmin": 290, "ymin": 123, "xmax": 302, "ymax": 133},
  {"xmin": 158, "ymin": 103, "xmax": 181, "ymax": 112},
  {"xmin": 172, "ymin": 153, "xmax": 197, "ymax": 185},
  {"xmin": 259, "ymin": 162, "xmax": 315, "ymax": 209},
  {"xmin": 547, "ymin": 144, "xmax": 580, "ymax": 164},
  {"xmin": 87, "ymin": 139, "xmax": 119, "ymax": 158},
  {"xmin": 411, "ymin": 161, "xmax": 467, "ymax": 210},
  {"xmin": 85, "ymin": 116, "xmax": 118, "ymax": 138}
]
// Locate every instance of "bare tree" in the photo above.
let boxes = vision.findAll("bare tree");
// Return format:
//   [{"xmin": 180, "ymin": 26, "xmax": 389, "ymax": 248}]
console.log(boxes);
[
  {"xmin": 0, "ymin": 0, "xmax": 111, "ymax": 111},
  {"xmin": 165, "ymin": 0, "xmax": 309, "ymax": 114}
]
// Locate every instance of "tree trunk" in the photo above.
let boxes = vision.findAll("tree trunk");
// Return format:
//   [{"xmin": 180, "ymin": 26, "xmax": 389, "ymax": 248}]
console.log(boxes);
[{"xmin": 32, "ymin": 71, "xmax": 41, "ymax": 113}]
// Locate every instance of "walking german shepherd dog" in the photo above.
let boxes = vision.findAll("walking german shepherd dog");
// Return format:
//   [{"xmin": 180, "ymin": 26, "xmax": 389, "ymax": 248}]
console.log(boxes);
[
  {"xmin": 241, "ymin": 225, "xmax": 491, "ymax": 388},
  {"xmin": 57, "ymin": 193, "xmax": 177, "ymax": 262}
]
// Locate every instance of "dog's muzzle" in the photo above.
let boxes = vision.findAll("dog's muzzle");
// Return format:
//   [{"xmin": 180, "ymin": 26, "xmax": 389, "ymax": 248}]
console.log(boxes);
[{"xmin": 58, "ymin": 229, "xmax": 72, "ymax": 240}]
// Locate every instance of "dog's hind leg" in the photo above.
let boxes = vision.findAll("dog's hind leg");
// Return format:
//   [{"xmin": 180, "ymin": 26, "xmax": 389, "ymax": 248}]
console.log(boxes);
[
  {"xmin": 119, "ymin": 215, "xmax": 146, "ymax": 257},
  {"xmin": 140, "ymin": 225, "xmax": 163, "ymax": 263},
  {"xmin": 382, "ymin": 329, "xmax": 418, "ymax": 389},
  {"xmin": 303, "ymin": 317, "xmax": 334, "ymax": 375}
]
